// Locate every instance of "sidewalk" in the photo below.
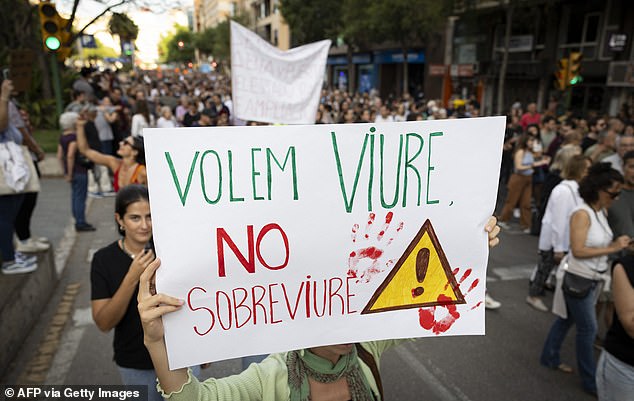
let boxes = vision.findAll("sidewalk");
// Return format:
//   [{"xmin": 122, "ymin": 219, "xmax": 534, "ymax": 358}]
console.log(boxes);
[{"xmin": 0, "ymin": 154, "xmax": 73, "ymax": 379}]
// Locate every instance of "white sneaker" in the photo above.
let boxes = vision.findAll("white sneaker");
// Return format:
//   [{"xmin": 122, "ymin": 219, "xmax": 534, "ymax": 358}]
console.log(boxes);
[
  {"xmin": 34, "ymin": 236, "xmax": 49, "ymax": 244},
  {"xmin": 497, "ymin": 221, "xmax": 511, "ymax": 230},
  {"xmin": 16, "ymin": 238, "xmax": 50, "ymax": 252},
  {"xmin": 485, "ymin": 293, "xmax": 501, "ymax": 310},
  {"xmin": 526, "ymin": 296, "xmax": 549, "ymax": 312},
  {"xmin": 513, "ymin": 208, "xmax": 520, "ymax": 219},
  {"xmin": 15, "ymin": 251, "xmax": 37, "ymax": 265},
  {"xmin": 2, "ymin": 254, "xmax": 37, "ymax": 275}
]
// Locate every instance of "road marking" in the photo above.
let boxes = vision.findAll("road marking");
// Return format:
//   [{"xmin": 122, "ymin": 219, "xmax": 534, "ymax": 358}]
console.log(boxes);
[
  {"xmin": 45, "ymin": 307, "xmax": 92, "ymax": 384},
  {"xmin": 491, "ymin": 264, "xmax": 535, "ymax": 281},
  {"xmin": 54, "ymin": 222, "xmax": 76, "ymax": 276},
  {"xmin": 45, "ymin": 326, "xmax": 86, "ymax": 384},
  {"xmin": 395, "ymin": 343, "xmax": 474, "ymax": 401}
]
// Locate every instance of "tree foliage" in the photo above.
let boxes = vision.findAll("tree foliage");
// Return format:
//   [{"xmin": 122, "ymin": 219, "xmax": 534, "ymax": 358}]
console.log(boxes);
[
  {"xmin": 108, "ymin": 12, "xmax": 139, "ymax": 41},
  {"xmin": 195, "ymin": 27, "xmax": 216, "ymax": 56},
  {"xmin": 158, "ymin": 24, "xmax": 195, "ymax": 63},
  {"xmin": 279, "ymin": 0, "xmax": 342, "ymax": 45},
  {"xmin": 0, "ymin": 0, "xmax": 39, "ymax": 64},
  {"xmin": 366, "ymin": 0, "xmax": 448, "ymax": 46}
]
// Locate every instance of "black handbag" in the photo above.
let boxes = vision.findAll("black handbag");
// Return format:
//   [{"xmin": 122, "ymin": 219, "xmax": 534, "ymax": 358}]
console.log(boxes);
[{"xmin": 562, "ymin": 272, "xmax": 595, "ymax": 298}]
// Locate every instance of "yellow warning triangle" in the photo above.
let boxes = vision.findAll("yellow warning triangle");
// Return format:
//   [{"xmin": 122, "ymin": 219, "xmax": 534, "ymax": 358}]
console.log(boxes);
[{"xmin": 361, "ymin": 219, "xmax": 465, "ymax": 314}]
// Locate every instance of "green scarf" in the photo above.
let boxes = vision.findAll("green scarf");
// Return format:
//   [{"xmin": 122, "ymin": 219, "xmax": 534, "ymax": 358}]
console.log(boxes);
[{"xmin": 287, "ymin": 346, "xmax": 375, "ymax": 401}]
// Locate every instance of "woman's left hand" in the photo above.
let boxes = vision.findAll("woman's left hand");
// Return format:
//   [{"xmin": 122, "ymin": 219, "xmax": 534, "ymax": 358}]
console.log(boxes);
[{"xmin": 485, "ymin": 216, "xmax": 501, "ymax": 248}]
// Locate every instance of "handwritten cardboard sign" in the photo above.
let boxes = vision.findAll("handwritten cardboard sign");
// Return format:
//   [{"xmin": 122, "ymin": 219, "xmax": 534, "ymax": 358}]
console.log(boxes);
[
  {"xmin": 144, "ymin": 117, "xmax": 505, "ymax": 368},
  {"xmin": 230, "ymin": 21, "xmax": 331, "ymax": 124}
]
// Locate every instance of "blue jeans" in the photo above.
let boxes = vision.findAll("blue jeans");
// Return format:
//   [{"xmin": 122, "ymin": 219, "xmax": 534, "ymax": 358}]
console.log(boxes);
[
  {"xmin": 118, "ymin": 365, "xmax": 201, "ymax": 401},
  {"xmin": 0, "ymin": 194, "xmax": 24, "ymax": 262},
  {"xmin": 540, "ymin": 283, "xmax": 599, "ymax": 393},
  {"xmin": 118, "ymin": 367, "xmax": 164, "ymax": 401},
  {"xmin": 71, "ymin": 173, "xmax": 88, "ymax": 226},
  {"xmin": 596, "ymin": 350, "xmax": 634, "ymax": 401},
  {"xmin": 101, "ymin": 140, "xmax": 114, "ymax": 155}
]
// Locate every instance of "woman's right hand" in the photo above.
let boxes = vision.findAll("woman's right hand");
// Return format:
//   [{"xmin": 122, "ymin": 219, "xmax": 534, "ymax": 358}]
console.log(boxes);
[
  {"xmin": 611, "ymin": 235, "xmax": 631, "ymax": 252},
  {"xmin": 129, "ymin": 248, "xmax": 155, "ymax": 282},
  {"xmin": 137, "ymin": 258, "xmax": 184, "ymax": 345}
]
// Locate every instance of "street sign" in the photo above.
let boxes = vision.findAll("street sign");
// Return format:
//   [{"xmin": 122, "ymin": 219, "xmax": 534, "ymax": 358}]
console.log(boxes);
[
  {"xmin": 429, "ymin": 64, "xmax": 447, "ymax": 76},
  {"xmin": 80, "ymin": 34, "xmax": 96, "ymax": 49}
]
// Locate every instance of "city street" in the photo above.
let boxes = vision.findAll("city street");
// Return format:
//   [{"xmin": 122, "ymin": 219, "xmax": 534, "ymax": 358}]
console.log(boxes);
[{"xmin": 2, "ymin": 176, "xmax": 596, "ymax": 401}]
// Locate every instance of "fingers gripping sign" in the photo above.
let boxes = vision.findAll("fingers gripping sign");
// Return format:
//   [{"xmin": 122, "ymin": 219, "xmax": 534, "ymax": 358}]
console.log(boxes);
[{"xmin": 138, "ymin": 258, "xmax": 184, "ymax": 345}]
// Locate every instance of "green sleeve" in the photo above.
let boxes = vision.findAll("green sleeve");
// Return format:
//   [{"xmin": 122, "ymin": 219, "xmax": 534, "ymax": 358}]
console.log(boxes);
[{"xmin": 159, "ymin": 354, "xmax": 291, "ymax": 401}]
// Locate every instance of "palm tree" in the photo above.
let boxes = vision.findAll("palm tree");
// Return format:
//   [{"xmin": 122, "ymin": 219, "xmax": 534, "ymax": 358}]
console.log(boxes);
[{"xmin": 108, "ymin": 13, "xmax": 139, "ymax": 59}]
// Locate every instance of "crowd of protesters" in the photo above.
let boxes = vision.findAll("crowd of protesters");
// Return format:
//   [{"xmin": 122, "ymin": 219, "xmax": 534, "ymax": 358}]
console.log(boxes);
[{"xmin": 2, "ymin": 63, "xmax": 634, "ymax": 398}]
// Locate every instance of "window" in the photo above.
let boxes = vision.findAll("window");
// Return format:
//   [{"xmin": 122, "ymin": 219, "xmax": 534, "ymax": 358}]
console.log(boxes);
[{"xmin": 560, "ymin": 8, "xmax": 602, "ymax": 61}]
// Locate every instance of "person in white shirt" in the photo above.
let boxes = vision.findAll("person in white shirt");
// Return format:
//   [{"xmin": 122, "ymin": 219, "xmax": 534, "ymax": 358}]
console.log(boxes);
[
  {"xmin": 526, "ymin": 155, "xmax": 591, "ymax": 311},
  {"xmin": 156, "ymin": 106, "xmax": 177, "ymax": 128},
  {"xmin": 130, "ymin": 101, "xmax": 154, "ymax": 137},
  {"xmin": 374, "ymin": 105, "xmax": 394, "ymax": 123},
  {"xmin": 603, "ymin": 135, "xmax": 634, "ymax": 174}
]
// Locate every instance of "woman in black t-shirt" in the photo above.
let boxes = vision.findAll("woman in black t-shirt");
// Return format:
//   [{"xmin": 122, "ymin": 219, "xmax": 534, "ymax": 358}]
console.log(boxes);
[
  {"xmin": 90, "ymin": 185, "xmax": 163, "ymax": 400},
  {"xmin": 596, "ymin": 251, "xmax": 634, "ymax": 400}
]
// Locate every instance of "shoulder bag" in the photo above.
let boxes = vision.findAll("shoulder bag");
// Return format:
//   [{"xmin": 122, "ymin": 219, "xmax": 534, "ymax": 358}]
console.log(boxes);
[{"xmin": 0, "ymin": 141, "xmax": 40, "ymax": 195}]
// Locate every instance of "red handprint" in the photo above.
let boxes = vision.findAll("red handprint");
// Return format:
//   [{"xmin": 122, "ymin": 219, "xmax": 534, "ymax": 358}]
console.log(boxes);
[
  {"xmin": 348, "ymin": 212, "xmax": 404, "ymax": 283},
  {"xmin": 418, "ymin": 267, "xmax": 481, "ymax": 335}
]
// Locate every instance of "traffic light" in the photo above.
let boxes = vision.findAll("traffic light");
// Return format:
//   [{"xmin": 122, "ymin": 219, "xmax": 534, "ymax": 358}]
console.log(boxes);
[
  {"xmin": 568, "ymin": 52, "xmax": 583, "ymax": 85},
  {"xmin": 554, "ymin": 57, "xmax": 568, "ymax": 91},
  {"xmin": 38, "ymin": 1, "xmax": 72, "ymax": 61}
]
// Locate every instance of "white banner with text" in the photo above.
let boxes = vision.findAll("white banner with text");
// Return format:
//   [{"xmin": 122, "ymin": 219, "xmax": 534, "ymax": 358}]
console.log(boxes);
[
  {"xmin": 144, "ymin": 117, "xmax": 505, "ymax": 368},
  {"xmin": 230, "ymin": 21, "xmax": 330, "ymax": 124}
]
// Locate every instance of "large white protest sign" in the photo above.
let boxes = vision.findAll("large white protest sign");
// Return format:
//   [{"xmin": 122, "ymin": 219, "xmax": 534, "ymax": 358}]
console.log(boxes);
[
  {"xmin": 230, "ymin": 21, "xmax": 331, "ymax": 124},
  {"xmin": 144, "ymin": 117, "xmax": 505, "ymax": 369}
]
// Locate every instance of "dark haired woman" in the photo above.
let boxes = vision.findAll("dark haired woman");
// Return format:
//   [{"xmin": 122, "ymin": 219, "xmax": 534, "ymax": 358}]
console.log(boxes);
[
  {"xmin": 131, "ymin": 100, "xmax": 154, "ymax": 138},
  {"xmin": 498, "ymin": 134, "xmax": 550, "ymax": 232},
  {"xmin": 76, "ymin": 117, "xmax": 146, "ymax": 191},
  {"xmin": 540, "ymin": 163, "xmax": 630, "ymax": 395},
  {"xmin": 90, "ymin": 185, "xmax": 161, "ymax": 399}
]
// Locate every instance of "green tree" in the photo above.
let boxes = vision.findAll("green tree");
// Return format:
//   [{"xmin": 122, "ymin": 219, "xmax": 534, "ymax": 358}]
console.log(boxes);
[
  {"xmin": 281, "ymin": 0, "xmax": 373, "ymax": 93},
  {"xmin": 108, "ymin": 12, "xmax": 139, "ymax": 41},
  {"xmin": 279, "ymin": 0, "xmax": 342, "ymax": 45},
  {"xmin": 108, "ymin": 12, "xmax": 138, "ymax": 61},
  {"xmin": 195, "ymin": 27, "xmax": 216, "ymax": 58},
  {"xmin": 367, "ymin": 0, "xmax": 449, "ymax": 95},
  {"xmin": 158, "ymin": 25, "xmax": 195, "ymax": 64},
  {"xmin": 203, "ymin": 13, "xmax": 249, "ymax": 70}
]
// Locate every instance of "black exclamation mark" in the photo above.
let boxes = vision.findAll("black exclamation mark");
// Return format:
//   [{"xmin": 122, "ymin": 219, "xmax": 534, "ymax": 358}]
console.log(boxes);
[{"xmin": 412, "ymin": 248, "xmax": 430, "ymax": 297}]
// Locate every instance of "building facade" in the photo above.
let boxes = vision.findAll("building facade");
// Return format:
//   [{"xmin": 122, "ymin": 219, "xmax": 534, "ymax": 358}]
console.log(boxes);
[
  {"xmin": 448, "ymin": 0, "xmax": 634, "ymax": 116},
  {"xmin": 193, "ymin": 0, "xmax": 290, "ymax": 50}
]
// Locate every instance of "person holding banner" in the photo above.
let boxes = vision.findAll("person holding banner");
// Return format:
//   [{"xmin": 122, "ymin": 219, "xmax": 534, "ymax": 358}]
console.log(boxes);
[
  {"xmin": 137, "ymin": 218, "xmax": 501, "ymax": 401},
  {"xmin": 75, "ymin": 117, "xmax": 147, "ymax": 191}
]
